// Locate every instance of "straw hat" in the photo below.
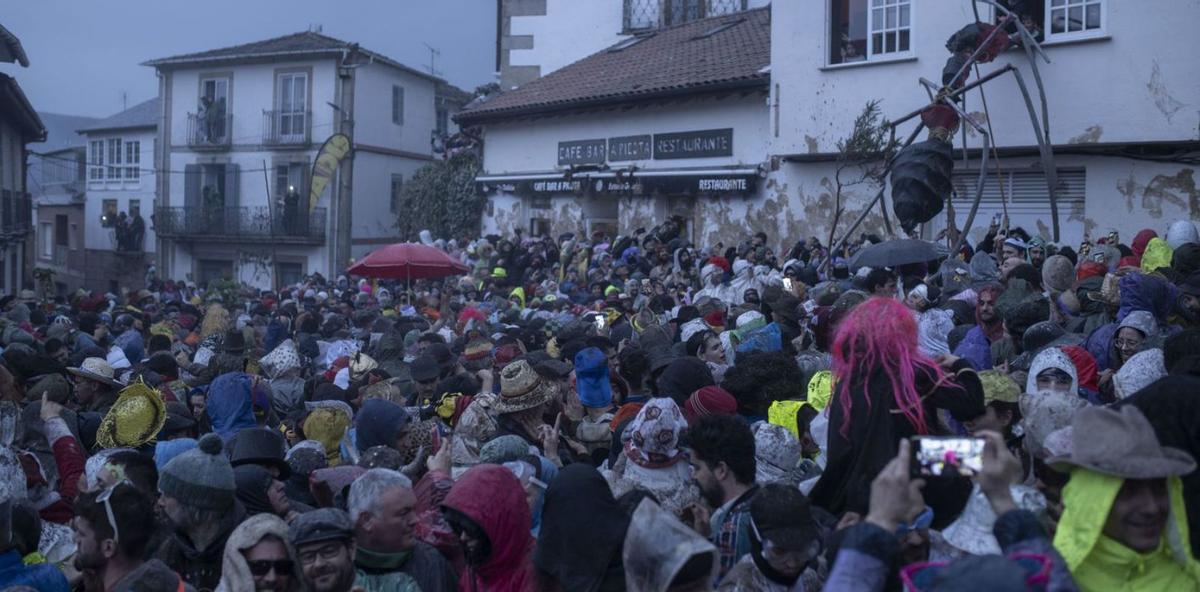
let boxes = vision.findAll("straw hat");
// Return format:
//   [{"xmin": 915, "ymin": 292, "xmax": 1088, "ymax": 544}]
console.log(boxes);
[
  {"xmin": 67, "ymin": 357, "xmax": 125, "ymax": 388},
  {"xmin": 96, "ymin": 381, "xmax": 167, "ymax": 449},
  {"xmin": 494, "ymin": 360, "xmax": 557, "ymax": 414}
]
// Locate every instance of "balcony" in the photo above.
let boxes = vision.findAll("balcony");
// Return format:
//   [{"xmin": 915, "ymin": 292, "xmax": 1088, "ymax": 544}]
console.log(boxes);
[
  {"xmin": 262, "ymin": 110, "xmax": 312, "ymax": 148},
  {"xmin": 153, "ymin": 206, "xmax": 326, "ymax": 245},
  {"xmin": 0, "ymin": 190, "xmax": 32, "ymax": 237},
  {"xmin": 187, "ymin": 112, "xmax": 233, "ymax": 150}
]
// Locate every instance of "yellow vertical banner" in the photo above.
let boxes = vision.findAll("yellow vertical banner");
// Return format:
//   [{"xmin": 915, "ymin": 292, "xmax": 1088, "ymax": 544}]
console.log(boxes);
[{"xmin": 309, "ymin": 133, "xmax": 351, "ymax": 212}]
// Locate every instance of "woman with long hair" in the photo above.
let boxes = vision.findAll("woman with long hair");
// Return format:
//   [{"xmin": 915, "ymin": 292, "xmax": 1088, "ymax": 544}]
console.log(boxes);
[{"xmin": 808, "ymin": 297, "xmax": 985, "ymax": 518}]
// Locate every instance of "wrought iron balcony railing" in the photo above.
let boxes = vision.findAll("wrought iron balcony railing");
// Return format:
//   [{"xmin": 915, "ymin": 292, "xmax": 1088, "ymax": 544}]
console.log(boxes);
[
  {"xmin": 262, "ymin": 110, "xmax": 312, "ymax": 147},
  {"xmin": 187, "ymin": 112, "xmax": 233, "ymax": 150},
  {"xmin": 153, "ymin": 206, "xmax": 326, "ymax": 244}
]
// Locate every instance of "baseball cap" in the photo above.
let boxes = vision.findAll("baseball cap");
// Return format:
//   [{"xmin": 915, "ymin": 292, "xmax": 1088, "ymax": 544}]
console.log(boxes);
[{"xmin": 289, "ymin": 508, "xmax": 354, "ymax": 548}]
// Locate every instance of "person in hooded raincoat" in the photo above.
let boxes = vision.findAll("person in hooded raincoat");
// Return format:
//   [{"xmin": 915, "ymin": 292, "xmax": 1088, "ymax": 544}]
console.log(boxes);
[{"xmin": 442, "ymin": 465, "xmax": 537, "ymax": 592}]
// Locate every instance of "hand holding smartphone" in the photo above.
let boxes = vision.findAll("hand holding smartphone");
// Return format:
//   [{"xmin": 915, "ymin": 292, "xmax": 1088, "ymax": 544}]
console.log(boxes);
[{"xmin": 910, "ymin": 436, "xmax": 985, "ymax": 478}]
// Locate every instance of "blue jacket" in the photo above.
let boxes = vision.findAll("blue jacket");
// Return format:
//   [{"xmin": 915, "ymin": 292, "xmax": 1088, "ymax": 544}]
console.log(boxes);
[{"xmin": 0, "ymin": 550, "xmax": 69, "ymax": 592}]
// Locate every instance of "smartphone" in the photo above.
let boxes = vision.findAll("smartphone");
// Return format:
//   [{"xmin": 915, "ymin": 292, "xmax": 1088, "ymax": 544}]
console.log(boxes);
[
  {"xmin": 910, "ymin": 436, "xmax": 985, "ymax": 478},
  {"xmin": 783, "ymin": 278, "xmax": 795, "ymax": 292},
  {"xmin": 594, "ymin": 315, "xmax": 606, "ymax": 330}
]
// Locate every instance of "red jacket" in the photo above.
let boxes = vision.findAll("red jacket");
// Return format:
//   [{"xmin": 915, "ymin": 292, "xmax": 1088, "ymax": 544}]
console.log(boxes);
[
  {"xmin": 443, "ymin": 465, "xmax": 536, "ymax": 592},
  {"xmin": 39, "ymin": 417, "xmax": 84, "ymax": 524}
]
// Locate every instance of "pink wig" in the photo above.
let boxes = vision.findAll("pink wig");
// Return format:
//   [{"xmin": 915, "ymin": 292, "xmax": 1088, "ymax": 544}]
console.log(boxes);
[{"xmin": 831, "ymin": 297, "xmax": 947, "ymax": 437}]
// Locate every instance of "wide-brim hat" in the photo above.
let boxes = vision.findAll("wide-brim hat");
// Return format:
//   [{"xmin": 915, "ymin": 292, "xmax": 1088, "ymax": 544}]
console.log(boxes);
[
  {"xmin": 495, "ymin": 360, "xmax": 557, "ymax": 414},
  {"xmin": 1018, "ymin": 390, "xmax": 1087, "ymax": 459},
  {"xmin": 943, "ymin": 484, "xmax": 1046, "ymax": 556},
  {"xmin": 96, "ymin": 381, "xmax": 167, "ymax": 449},
  {"xmin": 1047, "ymin": 405, "xmax": 1196, "ymax": 478},
  {"xmin": 220, "ymin": 329, "xmax": 247, "ymax": 354},
  {"xmin": 67, "ymin": 357, "xmax": 125, "ymax": 388}
]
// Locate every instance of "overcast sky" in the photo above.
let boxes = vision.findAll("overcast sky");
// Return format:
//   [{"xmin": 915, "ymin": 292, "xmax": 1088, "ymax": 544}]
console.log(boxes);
[{"xmin": 1, "ymin": 0, "xmax": 497, "ymax": 117}]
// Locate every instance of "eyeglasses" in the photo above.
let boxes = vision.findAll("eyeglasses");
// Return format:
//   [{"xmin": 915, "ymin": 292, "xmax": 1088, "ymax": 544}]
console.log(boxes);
[
  {"xmin": 96, "ymin": 481, "xmax": 130, "ymax": 543},
  {"xmin": 1114, "ymin": 338, "xmax": 1143, "ymax": 350},
  {"xmin": 247, "ymin": 559, "xmax": 294, "ymax": 577},
  {"xmin": 298, "ymin": 542, "xmax": 346, "ymax": 565}
]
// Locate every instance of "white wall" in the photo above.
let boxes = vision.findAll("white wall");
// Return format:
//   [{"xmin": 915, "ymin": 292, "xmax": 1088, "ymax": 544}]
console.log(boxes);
[
  {"xmin": 508, "ymin": 0, "xmax": 626, "ymax": 82},
  {"xmin": 771, "ymin": 0, "xmax": 1200, "ymax": 156},
  {"xmin": 480, "ymin": 93, "xmax": 769, "ymax": 173},
  {"xmin": 165, "ymin": 59, "xmax": 339, "ymax": 150},
  {"xmin": 349, "ymin": 151, "xmax": 429, "ymax": 255},
  {"xmin": 82, "ymin": 128, "xmax": 157, "ymax": 252},
  {"xmin": 353, "ymin": 63, "xmax": 439, "ymax": 157}
]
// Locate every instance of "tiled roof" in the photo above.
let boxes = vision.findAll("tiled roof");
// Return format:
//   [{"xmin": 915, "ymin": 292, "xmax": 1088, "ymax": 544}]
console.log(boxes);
[
  {"xmin": 143, "ymin": 31, "xmax": 438, "ymax": 82},
  {"xmin": 457, "ymin": 7, "xmax": 770, "ymax": 124},
  {"xmin": 79, "ymin": 98, "xmax": 160, "ymax": 133}
]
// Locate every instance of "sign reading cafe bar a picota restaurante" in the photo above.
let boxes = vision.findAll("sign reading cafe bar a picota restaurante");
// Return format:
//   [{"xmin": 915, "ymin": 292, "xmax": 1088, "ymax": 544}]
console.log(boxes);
[{"xmin": 557, "ymin": 128, "xmax": 733, "ymax": 165}]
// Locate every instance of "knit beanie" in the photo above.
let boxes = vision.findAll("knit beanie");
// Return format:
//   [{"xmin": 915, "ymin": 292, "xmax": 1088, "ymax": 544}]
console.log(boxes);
[{"xmin": 158, "ymin": 433, "xmax": 236, "ymax": 511}]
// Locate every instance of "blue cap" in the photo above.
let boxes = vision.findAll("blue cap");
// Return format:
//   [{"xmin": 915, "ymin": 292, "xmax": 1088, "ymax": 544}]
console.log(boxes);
[{"xmin": 574, "ymin": 347, "xmax": 612, "ymax": 408}]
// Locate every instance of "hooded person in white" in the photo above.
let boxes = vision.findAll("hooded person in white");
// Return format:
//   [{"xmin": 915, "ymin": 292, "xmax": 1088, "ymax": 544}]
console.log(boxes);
[
  {"xmin": 729, "ymin": 259, "xmax": 766, "ymax": 306},
  {"xmin": 1166, "ymin": 219, "xmax": 1200, "ymax": 250},
  {"xmin": 1025, "ymin": 347, "xmax": 1080, "ymax": 396},
  {"xmin": 696, "ymin": 263, "xmax": 733, "ymax": 303}
]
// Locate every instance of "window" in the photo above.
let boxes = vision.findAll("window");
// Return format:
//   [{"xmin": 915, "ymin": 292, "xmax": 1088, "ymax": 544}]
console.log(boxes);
[
  {"xmin": 624, "ymin": 0, "xmax": 746, "ymax": 31},
  {"xmin": 530, "ymin": 218, "xmax": 550, "ymax": 237},
  {"xmin": 390, "ymin": 174, "xmax": 404, "ymax": 214},
  {"xmin": 392, "ymin": 85, "xmax": 405, "ymax": 125},
  {"xmin": 54, "ymin": 215, "xmax": 68, "ymax": 247},
  {"xmin": 933, "ymin": 167, "xmax": 1087, "ymax": 248},
  {"xmin": 124, "ymin": 140, "xmax": 140, "ymax": 181},
  {"xmin": 276, "ymin": 262, "xmax": 303, "ymax": 286},
  {"xmin": 89, "ymin": 140, "xmax": 104, "ymax": 181},
  {"xmin": 101, "ymin": 199, "xmax": 118, "ymax": 227},
  {"xmin": 129, "ymin": 199, "xmax": 140, "ymax": 219},
  {"xmin": 277, "ymin": 72, "xmax": 308, "ymax": 141},
  {"xmin": 199, "ymin": 76, "xmax": 230, "ymax": 142},
  {"xmin": 275, "ymin": 164, "xmax": 306, "ymax": 201},
  {"xmin": 829, "ymin": 0, "xmax": 911, "ymax": 65},
  {"xmin": 106, "ymin": 138, "xmax": 123, "ymax": 180},
  {"xmin": 435, "ymin": 107, "xmax": 448, "ymax": 136},
  {"xmin": 40, "ymin": 222, "xmax": 52, "ymax": 259},
  {"xmin": 1047, "ymin": 0, "xmax": 1104, "ymax": 39}
]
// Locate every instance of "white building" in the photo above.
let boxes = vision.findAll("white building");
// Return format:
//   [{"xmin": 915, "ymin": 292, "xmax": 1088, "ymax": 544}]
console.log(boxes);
[
  {"xmin": 771, "ymin": 0, "xmax": 1200, "ymax": 250},
  {"xmin": 463, "ymin": 3, "xmax": 771, "ymax": 245},
  {"xmin": 470, "ymin": 0, "xmax": 1200, "ymax": 253},
  {"xmin": 145, "ymin": 31, "xmax": 469, "ymax": 289}
]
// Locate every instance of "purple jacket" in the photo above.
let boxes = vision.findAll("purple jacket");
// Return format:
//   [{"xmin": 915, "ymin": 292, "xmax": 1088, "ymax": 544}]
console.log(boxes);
[{"xmin": 953, "ymin": 325, "xmax": 994, "ymax": 371}]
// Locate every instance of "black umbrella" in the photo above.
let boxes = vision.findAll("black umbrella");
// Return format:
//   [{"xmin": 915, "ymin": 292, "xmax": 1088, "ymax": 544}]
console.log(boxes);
[{"xmin": 850, "ymin": 239, "xmax": 950, "ymax": 270}]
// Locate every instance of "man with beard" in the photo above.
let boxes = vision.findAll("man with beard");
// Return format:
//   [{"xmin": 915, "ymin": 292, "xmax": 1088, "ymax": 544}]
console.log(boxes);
[
  {"xmin": 155, "ymin": 433, "xmax": 245, "ymax": 591},
  {"xmin": 952, "ymin": 283, "xmax": 1004, "ymax": 370},
  {"xmin": 72, "ymin": 484, "xmax": 184, "ymax": 591},
  {"xmin": 687, "ymin": 413, "xmax": 759, "ymax": 583},
  {"xmin": 289, "ymin": 509, "xmax": 359, "ymax": 592}
]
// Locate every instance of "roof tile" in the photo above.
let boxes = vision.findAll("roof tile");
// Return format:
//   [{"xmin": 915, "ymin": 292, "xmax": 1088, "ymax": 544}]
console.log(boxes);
[{"xmin": 458, "ymin": 7, "xmax": 770, "ymax": 123}]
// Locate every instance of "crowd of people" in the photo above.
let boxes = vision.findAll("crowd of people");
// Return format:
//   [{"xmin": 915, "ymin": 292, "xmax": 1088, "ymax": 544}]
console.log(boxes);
[{"xmin": 0, "ymin": 214, "xmax": 1198, "ymax": 592}]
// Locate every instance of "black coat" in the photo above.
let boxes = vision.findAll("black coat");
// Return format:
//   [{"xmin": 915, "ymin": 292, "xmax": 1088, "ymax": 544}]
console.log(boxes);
[{"xmin": 809, "ymin": 359, "xmax": 985, "ymax": 519}]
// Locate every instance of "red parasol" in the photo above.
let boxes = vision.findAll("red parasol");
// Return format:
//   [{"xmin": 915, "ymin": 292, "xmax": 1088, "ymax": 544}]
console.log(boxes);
[{"xmin": 347, "ymin": 243, "xmax": 470, "ymax": 280}]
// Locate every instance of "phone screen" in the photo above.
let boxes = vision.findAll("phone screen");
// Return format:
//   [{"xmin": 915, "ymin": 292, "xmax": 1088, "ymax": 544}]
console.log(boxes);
[
  {"xmin": 594, "ymin": 315, "xmax": 606, "ymax": 330},
  {"xmin": 783, "ymin": 278, "xmax": 795, "ymax": 292},
  {"xmin": 911, "ymin": 436, "xmax": 985, "ymax": 478}
]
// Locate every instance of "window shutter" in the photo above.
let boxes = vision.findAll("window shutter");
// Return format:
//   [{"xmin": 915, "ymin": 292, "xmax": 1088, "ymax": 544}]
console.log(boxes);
[
  {"xmin": 392, "ymin": 86, "xmax": 404, "ymax": 125},
  {"xmin": 184, "ymin": 164, "xmax": 201, "ymax": 209},
  {"xmin": 224, "ymin": 164, "xmax": 240, "ymax": 208}
]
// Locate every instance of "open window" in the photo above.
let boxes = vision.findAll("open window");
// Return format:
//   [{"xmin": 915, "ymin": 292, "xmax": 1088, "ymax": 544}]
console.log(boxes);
[
  {"xmin": 996, "ymin": 0, "xmax": 1104, "ymax": 43},
  {"xmin": 829, "ymin": 0, "xmax": 912, "ymax": 66}
]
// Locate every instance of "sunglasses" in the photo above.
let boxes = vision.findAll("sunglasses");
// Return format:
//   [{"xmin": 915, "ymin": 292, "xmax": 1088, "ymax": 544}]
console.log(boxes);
[{"xmin": 247, "ymin": 559, "xmax": 294, "ymax": 577}]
